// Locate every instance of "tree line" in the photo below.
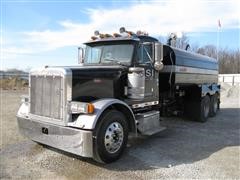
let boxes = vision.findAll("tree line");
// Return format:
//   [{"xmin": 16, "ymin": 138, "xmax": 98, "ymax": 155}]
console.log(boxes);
[
  {"xmin": 197, "ymin": 45, "xmax": 239, "ymax": 74},
  {"xmin": 161, "ymin": 34, "xmax": 240, "ymax": 74}
]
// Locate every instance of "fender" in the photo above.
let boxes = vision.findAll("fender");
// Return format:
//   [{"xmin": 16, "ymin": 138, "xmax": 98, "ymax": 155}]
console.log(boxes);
[
  {"xmin": 201, "ymin": 84, "xmax": 220, "ymax": 97},
  {"xmin": 17, "ymin": 101, "xmax": 29, "ymax": 118},
  {"xmin": 68, "ymin": 98, "xmax": 136, "ymax": 131}
]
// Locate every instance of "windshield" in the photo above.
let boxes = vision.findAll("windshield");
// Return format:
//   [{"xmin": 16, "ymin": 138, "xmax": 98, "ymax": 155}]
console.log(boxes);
[{"xmin": 85, "ymin": 44, "xmax": 134, "ymax": 65}]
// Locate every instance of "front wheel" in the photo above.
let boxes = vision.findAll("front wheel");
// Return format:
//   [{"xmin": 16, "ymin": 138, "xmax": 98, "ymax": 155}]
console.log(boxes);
[{"xmin": 93, "ymin": 110, "xmax": 128, "ymax": 163}]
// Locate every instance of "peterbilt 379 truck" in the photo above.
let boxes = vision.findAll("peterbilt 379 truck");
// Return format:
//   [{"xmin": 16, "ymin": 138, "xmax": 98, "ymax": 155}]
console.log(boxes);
[{"xmin": 17, "ymin": 29, "xmax": 220, "ymax": 163}]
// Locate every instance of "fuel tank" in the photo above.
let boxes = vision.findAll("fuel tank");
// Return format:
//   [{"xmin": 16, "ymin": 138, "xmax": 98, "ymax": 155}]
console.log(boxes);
[{"xmin": 159, "ymin": 45, "xmax": 218, "ymax": 91}]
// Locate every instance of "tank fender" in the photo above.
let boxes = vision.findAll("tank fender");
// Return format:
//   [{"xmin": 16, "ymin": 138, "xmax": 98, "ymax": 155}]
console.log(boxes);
[
  {"xmin": 68, "ymin": 98, "xmax": 136, "ymax": 132},
  {"xmin": 201, "ymin": 84, "xmax": 220, "ymax": 97}
]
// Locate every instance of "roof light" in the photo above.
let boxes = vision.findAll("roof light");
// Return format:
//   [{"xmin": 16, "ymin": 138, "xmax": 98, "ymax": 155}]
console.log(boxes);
[
  {"xmin": 136, "ymin": 30, "xmax": 148, "ymax": 36},
  {"xmin": 94, "ymin": 30, "xmax": 100, "ymax": 36},
  {"xmin": 119, "ymin": 27, "xmax": 126, "ymax": 33},
  {"xmin": 120, "ymin": 32, "xmax": 131, "ymax": 37},
  {"xmin": 119, "ymin": 27, "xmax": 132, "ymax": 37},
  {"xmin": 104, "ymin": 34, "xmax": 113, "ymax": 38},
  {"xmin": 91, "ymin": 36, "xmax": 98, "ymax": 40},
  {"xmin": 91, "ymin": 28, "xmax": 149, "ymax": 40},
  {"xmin": 99, "ymin": 34, "xmax": 105, "ymax": 39},
  {"xmin": 113, "ymin": 33, "xmax": 121, "ymax": 37}
]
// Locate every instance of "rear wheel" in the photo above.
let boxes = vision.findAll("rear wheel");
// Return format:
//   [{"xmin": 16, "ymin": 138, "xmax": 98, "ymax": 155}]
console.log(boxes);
[
  {"xmin": 93, "ymin": 110, "xmax": 128, "ymax": 163},
  {"xmin": 209, "ymin": 94, "xmax": 218, "ymax": 117},
  {"xmin": 197, "ymin": 95, "xmax": 210, "ymax": 122}
]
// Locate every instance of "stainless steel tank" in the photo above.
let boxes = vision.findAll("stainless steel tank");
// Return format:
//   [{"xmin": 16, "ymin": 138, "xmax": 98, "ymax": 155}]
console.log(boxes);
[{"xmin": 160, "ymin": 46, "xmax": 219, "ymax": 85}]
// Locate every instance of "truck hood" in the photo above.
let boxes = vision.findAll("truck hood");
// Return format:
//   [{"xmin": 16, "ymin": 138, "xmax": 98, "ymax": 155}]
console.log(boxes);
[{"xmin": 70, "ymin": 65, "xmax": 128, "ymax": 102}]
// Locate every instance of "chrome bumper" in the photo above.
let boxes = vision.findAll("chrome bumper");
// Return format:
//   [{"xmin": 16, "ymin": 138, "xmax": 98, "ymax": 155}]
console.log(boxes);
[{"xmin": 17, "ymin": 116, "xmax": 93, "ymax": 158}]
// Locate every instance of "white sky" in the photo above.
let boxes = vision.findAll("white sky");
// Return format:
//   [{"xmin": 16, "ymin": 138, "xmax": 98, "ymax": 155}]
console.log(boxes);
[{"xmin": 1, "ymin": 0, "xmax": 240, "ymax": 70}]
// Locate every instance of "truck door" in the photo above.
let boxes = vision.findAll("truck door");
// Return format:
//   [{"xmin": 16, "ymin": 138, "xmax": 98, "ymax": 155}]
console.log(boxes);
[{"xmin": 137, "ymin": 43, "xmax": 159, "ymax": 100}]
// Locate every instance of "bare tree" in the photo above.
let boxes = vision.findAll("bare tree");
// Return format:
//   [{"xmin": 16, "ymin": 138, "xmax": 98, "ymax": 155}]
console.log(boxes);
[
  {"xmin": 197, "ymin": 46, "xmax": 240, "ymax": 74},
  {"xmin": 197, "ymin": 45, "xmax": 217, "ymax": 59},
  {"xmin": 165, "ymin": 33, "xmax": 190, "ymax": 50},
  {"xmin": 176, "ymin": 34, "xmax": 190, "ymax": 50},
  {"xmin": 162, "ymin": 33, "xmax": 240, "ymax": 74}
]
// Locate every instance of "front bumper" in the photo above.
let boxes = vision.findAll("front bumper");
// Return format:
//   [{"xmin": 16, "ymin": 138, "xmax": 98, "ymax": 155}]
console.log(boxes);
[{"xmin": 17, "ymin": 116, "xmax": 93, "ymax": 158}]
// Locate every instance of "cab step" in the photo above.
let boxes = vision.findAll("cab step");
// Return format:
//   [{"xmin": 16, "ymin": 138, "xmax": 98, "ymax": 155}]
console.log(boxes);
[
  {"xmin": 142, "ymin": 126, "xmax": 166, "ymax": 136},
  {"xmin": 136, "ymin": 110, "xmax": 166, "ymax": 136}
]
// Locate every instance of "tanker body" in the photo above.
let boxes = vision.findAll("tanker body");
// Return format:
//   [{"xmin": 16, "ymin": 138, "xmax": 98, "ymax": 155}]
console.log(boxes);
[
  {"xmin": 17, "ymin": 28, "xmax": 220, "ymax": 163},
  {"xmin": 158, "ymin": 45, "xmax": 220, "ymax": 121},
  {"xmin": 160, "ymin": 45, "xmax": 218, "ymax": 85}
]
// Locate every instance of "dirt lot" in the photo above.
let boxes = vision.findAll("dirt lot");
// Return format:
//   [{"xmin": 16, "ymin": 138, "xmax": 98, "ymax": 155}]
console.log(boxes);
[{"xmin": 0, "ymin": 84, "xmax": 240, "ymax": 179}]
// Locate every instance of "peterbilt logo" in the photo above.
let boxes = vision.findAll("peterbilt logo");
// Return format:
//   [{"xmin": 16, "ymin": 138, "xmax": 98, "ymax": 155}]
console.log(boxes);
[{"xmin": 55, "ymin": 88, "xmax": 61, "ymax": 95}]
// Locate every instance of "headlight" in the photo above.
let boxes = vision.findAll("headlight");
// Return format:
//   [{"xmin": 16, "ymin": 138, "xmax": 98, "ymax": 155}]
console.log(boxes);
[{"xmin": 70, "ymin": 101, "xmax": 94, "ymax": 114}]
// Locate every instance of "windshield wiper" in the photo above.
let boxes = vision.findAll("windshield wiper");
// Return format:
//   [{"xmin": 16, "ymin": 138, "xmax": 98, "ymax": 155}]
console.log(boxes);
[
  {"xmin": 102, "ymin": 58, "xmax": 128, "ymax": 67},
  {"xmin": 115, "ymin": 61, "xmax": 128, "ymax": 67},
  {"xmin": 103, "ymin": 58, "xmax": 115, "ymax": 62}
]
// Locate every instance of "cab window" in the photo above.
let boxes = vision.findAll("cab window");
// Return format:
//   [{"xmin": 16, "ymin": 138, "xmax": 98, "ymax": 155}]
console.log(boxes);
[{"xmin": 137, "ymin": 43, "xmax": 153, "ymax": 64}]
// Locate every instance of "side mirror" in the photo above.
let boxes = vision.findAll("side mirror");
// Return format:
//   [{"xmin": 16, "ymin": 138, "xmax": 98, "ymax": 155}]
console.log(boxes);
[
  {"xmin": 154, "ymin": 43, "xmax": 164, "ymax": 71},
  {"xmin": 78, "ymin": 47, "xmax": 84, "ymax": 64}
]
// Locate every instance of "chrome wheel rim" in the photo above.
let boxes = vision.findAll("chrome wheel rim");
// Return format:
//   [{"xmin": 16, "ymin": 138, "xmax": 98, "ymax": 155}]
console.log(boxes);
[{"xmin": 104, "ymin": 122, "xmax": 124, "ymax": 154}]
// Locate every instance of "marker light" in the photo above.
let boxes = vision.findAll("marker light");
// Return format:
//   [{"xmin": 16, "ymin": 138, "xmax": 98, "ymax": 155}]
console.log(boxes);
[
  {"xmin": 87, "ymin": 103, "xmax": 94, "ymax": 114},
  {"xmin": 94, "ymin": 30, "xmax": 100, "ymax": 36},
  {"xmin": 104, "ymin": 34, "xmax": 113, "ymax": 38},
  {"xmin": 91, "ymin": 36, "xmax": 98, "ymax": 40}
]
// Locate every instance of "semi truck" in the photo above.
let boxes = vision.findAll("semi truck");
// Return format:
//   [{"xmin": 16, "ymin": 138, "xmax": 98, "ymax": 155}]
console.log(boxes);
[{"xmin": 17, "ymin": 28, "xmax": 220, "ymax": 163}]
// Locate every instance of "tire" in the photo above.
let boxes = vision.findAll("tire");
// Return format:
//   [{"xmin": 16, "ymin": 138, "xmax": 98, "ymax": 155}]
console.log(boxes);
[
  {"xmin": 209, "ymin": 94, "xmax": 218, "ymax": 117},
  {"xmin": 93, "ymin": 110, "xmax": 128, "ymax": 163},
  {"xmin": 197, "ymin": 95, "xmax": 210, "ymax": 122}
]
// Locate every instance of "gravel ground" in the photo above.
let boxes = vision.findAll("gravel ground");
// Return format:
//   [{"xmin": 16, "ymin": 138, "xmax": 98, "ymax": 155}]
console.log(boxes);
[{"xmin": 0, "ymin": 84, "xmax": 240, "ymax": 179}]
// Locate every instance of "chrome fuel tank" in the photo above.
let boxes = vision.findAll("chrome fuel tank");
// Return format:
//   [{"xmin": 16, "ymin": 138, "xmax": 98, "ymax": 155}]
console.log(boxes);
[{"xmin": 127, "ymin": 67, "xmax": 145, "ymax": 99}]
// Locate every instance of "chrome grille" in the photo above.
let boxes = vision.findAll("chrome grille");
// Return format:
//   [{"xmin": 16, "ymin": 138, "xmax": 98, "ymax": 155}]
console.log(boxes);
[{"xmin": 30, "ymin": 75, "xmax": 63, "ymax": 120}]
